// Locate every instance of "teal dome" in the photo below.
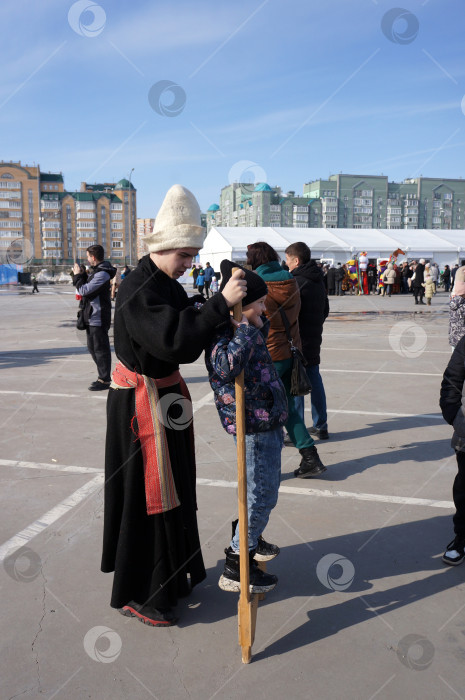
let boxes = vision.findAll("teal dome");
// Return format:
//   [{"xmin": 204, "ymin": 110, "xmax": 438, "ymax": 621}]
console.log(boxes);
[
  {"xmin": 253, "ymin": 183, "xmax": 271, "ymax": 192},
  {"xmin": 207, "ymin": 203, "xmax": 220, "ymax": 212},
  {"xmin": 115, "ymin": 178, "xmax": 135, "ymax": 189}
]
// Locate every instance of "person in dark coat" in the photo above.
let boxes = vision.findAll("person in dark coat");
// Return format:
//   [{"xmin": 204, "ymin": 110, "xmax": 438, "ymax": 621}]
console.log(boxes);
[
  {"xmin": 443, "ymin": 265, "xmax": 451, "ymax": 293},
  {"xmin": 326, "ymin": 265, "xmax": 336, "ymax": 295},
  {"xmin": 335, "ymin": 263, "xmax": 344, "ymax": 296},
  {"xmin": 401, "ymin": 262, "xmax": 410, "ymax": 294},
  {"xmin": 285, "ymin": 242, "xmax": 330, "ymax": 440},
  {"xmin": 203, "ymin": 261, "xmax": 214, "ymax": 298},
  {"xmin": 72, "ymin": 245, "xmax": 117, "ymax": 390},
  {"xmin": 440, "ymin": 335, "xmax": 465, "ymax": 565},
  {"xmin": 367, "ymin": 262, "xmax": 377, "ymax": 294},
  {"xmin": 412, "ymin": 259, "xmax": 426, "ymax": 305},
  {"xmin": 101, "ymin": 185, "xmax": 246, "ymax": 627}
]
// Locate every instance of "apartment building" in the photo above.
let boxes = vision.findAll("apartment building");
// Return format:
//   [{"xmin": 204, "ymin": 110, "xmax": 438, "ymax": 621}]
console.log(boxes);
[
  {"xmin": 303, "ymin": 174, "xmax": 465, "ymax": 230},
  {"xmin": 206, "ymin": 183, "xmax": 320, "ymax": 232},
  {"xmin": 136, "ymin": 217, "xmax": 154, "ymax": 259},
  {"xmin": 0, "ymin": 161, "xmax": 137, "ymax": 263},
  {"xmin": 207, "ymin": 174, "xmax": 465, "ymax": 232}
]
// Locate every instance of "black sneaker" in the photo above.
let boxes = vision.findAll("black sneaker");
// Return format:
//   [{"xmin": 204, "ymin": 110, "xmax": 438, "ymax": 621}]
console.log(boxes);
[
  {"xmin": 442, "ymin": 537, "xmax": 465, "ymax": 566},
  {"xmin": 119, "ymin": 600, "xmax": 178, "ymax": 626},
  {"xmin": 308, "ymin": 427, "xmax": 329, "ymax": 440},
  {"xmin": 255, "ymin": 535, "xmax": 280, "ymax": 561},
  {"xmin": 294, "ymin": 446, "xmax": 327, "ymax": 478},
  {"xmin": 88, "ymin": 380, "xmax": 111, "ymax": 391},
  {"xmin": 218, "ymin": 547, "xmax": 278, "ymax": 593},
  {"xmin": 283, "ymin": 433, "xmax": 294, "ymax": 447}
]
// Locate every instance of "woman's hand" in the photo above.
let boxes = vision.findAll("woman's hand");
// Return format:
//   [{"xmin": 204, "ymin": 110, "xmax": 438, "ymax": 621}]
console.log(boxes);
[{"xmin": 221, "ymin": 269, "xmax": 247, "ymax": 308}]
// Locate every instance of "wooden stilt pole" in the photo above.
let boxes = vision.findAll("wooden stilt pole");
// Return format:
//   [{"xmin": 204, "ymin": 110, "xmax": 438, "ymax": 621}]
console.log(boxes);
[{"xmin": 232, "ymin": 269, "xmax": 259, "ymax": 664}]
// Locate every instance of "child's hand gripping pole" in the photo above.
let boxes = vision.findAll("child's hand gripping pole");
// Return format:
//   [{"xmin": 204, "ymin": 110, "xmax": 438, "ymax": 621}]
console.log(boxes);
[{"xmin": 232, "ymin": 268, "xmax": 258, "ymax": 664}]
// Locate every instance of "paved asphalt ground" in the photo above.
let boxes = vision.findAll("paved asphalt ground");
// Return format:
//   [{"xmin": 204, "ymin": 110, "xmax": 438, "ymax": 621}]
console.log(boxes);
[{"xmin": 1, "ymin": 284, "xmax": 464, "ymax": 700}]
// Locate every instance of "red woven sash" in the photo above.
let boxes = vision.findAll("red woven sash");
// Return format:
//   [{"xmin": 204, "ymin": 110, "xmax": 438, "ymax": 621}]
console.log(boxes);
[{"xmin": 111, "ymin": 362, "xmax": 193, "ymax": 515}]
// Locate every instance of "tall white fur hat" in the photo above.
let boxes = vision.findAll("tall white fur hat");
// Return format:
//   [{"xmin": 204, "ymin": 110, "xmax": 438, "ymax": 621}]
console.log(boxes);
[{"xmin": 143, "ymin": 184, "xmax": 205, "ymax": 252}]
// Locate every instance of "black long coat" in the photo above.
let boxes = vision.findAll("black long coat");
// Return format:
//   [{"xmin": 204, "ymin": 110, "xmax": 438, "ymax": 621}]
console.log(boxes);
[
  {"xmin": 326, "ymin": 267, "xmax": 336, "ymax": 291},
  {"xmin": 101, "ymin": 255, "xmax": 230, "ymax": 609},
  {"xmin": 412, "ymin": 263, "xmax": 425, "ymax": 288},
  {"xmin": 291, "ymin": 260, "xmax": 329, "ymax": 366}
]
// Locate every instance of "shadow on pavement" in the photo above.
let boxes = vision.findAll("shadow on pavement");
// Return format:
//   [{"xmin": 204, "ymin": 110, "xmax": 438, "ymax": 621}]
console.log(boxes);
[{"xmin": 181, "ymin": 515, "xmax": 459, "ymax": 661}]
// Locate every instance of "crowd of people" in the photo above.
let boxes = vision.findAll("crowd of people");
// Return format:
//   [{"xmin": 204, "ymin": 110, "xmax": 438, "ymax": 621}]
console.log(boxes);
[
  {"xmin": 69, "ymin": 184, "xmax": 465, "ymax": 630},
  {"xmin": 321, "ymin": 259, "xmax": 460, "ymax": 302}
]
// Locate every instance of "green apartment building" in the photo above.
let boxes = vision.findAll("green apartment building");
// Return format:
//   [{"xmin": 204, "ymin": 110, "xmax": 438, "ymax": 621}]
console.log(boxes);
[
  {"xmin": 206, "ymin": 174, "xmax": 465, "ymax": 232},
  {"xmin": 303, "ymin": 174, "xmax": 465, "ymax": 230}
]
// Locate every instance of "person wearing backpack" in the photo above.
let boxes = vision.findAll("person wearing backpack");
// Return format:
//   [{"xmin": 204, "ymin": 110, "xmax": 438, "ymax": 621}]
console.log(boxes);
[{"xmin": 72, "ymin": 245, "xmax": 117, "ymax": 391}]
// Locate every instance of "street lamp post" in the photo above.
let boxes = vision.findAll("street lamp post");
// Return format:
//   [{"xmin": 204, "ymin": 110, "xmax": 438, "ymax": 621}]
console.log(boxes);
[{"xmin": 128, "ymin": 168, "xmax": 134, "ymax": 267}]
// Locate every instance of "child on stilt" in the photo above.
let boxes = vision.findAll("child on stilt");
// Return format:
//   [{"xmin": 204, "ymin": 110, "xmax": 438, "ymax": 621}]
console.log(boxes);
[{"xmin": 205, "ymin": 261, "xmax": 288, "ymax": 593}]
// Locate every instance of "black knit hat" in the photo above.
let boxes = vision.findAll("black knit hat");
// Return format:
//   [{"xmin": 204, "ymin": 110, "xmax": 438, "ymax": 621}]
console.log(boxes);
[{"xmin": 219, "ymin": 259, "xmax": 267, "ymax": 307}]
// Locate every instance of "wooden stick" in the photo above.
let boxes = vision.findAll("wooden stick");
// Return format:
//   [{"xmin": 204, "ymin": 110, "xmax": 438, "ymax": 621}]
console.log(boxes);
[{"xmin": 232, "ymin": 268, "xmax": 258, "ymax": 664}]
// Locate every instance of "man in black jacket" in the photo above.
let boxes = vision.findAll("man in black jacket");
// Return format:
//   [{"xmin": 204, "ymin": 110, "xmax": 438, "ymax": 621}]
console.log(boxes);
[
  {"xmin": 335, "ymin": 263, "xmax": 344, "ymax": 296},
  {"xmin": 73, "ymin": 245, "xmax": 116, "ymax": 390},
  {"xmin": 412, "ymin": 259, "xmax": 426, "ymax": 305},
  {"xmin": 326, "ymin": 265, "xmax": 336, "ymax": 295},
  {"xmin": 285, "ymin": 242, "xmax": 330, "ymax": 440}
]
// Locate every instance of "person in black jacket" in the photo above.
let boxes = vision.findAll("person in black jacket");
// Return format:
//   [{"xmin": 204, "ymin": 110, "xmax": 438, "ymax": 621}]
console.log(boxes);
[
  {"xmin": 101, "ymin": 185, "xmax": 247, "ymax": 628},
  {"xmin": 326, "ymin": 265, "xmax": 336, "ymax": 295},
  {"xmin": 73, "ymin": 245, "xmax": 117, "ymax": 390},
  {"xmin": 440, "ymin": 335, "xmax": 465, "ymax": 565},
  {"xmin": 367, "ymin": 262, "xmax": 377, "ymax": 294},
  {"xmin": 442, "ymin": 264, "xmax": 451, "ymax": 292},
  {"xmin": 334, "ymin": 263, "xmax": 344, "ymax": 296},
  {"xmin": 285, "ymin": 242, "xmax": 330, "ymax": 440},
  {"xmin": 412, "ymin": 259, "xmax": 426, "ymax": 305}
]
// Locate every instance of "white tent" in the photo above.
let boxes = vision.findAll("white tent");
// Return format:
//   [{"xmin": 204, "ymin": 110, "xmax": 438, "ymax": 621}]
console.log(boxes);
[{"xmin": 200, "ymin": 227, "xmax": 465, "ymax": 271}]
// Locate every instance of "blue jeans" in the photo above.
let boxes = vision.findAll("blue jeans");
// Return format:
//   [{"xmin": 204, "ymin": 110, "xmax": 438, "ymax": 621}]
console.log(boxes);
[
  {"xmin": 231, "ymin": 427, "xmax": 283, "ymax": 552},
  {"xmin": 295, "ymin": 364, "xmax": 328, "ymax": 432}
]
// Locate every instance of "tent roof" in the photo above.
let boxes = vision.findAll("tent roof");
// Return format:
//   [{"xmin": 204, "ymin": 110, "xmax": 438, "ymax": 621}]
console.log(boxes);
[{"xmin": 206, "ymin": 227, "xmax": 465, "ymax": 253}]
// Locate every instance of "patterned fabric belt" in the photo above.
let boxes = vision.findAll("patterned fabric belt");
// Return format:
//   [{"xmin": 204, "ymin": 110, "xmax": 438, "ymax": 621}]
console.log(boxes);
[{"xmin": 111, "ymin": 362, "xmax": 192, "ymax": 515}]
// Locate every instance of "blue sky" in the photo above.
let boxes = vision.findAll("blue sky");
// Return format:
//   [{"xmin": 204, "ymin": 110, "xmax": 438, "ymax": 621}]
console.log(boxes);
[{"xmin": 2, "ymin": 0, "xmax": 465, "ymax": 217}]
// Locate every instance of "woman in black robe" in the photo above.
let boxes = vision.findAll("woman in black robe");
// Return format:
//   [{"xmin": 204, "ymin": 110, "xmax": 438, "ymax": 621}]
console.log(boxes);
[{"xmin": 101, "ymin": 185, "xmax": 246, "ymax": 627}]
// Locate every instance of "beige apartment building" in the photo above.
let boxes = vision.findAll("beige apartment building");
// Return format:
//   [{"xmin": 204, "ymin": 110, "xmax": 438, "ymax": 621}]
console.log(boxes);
[
  {"xmin": 0, "ymin": 161, "xmax": 137, "ymax": 264},
  {"xmin": 136, "ymin": 217, "xmax": 154, "ymax": 260}
]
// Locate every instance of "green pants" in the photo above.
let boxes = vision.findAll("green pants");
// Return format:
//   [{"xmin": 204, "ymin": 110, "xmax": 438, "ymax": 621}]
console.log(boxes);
[{"xmin": 274, "ymin": 358, "xmax": 314, "ymax": 450}]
